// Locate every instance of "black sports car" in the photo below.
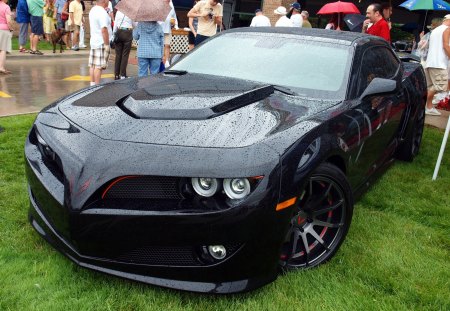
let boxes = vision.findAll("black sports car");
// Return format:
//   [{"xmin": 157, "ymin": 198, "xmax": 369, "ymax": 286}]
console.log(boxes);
[{"xmin": 25, "ymin": 28, "xmax": 426, "ymax": 293}]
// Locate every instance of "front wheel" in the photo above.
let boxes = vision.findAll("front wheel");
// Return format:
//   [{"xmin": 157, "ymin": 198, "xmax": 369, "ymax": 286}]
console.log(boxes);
[{"xmin": 280, "ymin": 163, "xmax": 354, "ymax": 270}]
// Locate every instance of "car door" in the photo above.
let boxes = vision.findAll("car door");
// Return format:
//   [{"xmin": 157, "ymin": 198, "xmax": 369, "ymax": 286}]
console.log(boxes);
[{"xmin": 347, "ymin": 45, "xmax": 406, "ymax": 180}]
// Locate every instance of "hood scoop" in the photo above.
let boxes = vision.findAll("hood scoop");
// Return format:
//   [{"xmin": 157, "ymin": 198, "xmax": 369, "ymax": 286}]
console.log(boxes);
[{"xmin": 121, "ymin": 84, "xmax": 274, "ymax": 120}]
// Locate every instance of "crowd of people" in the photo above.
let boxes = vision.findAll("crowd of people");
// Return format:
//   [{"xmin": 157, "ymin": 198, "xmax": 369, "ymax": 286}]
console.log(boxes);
[{"xmin": 0, "ymin": 0, "xmax": 448, "ymax": 115}]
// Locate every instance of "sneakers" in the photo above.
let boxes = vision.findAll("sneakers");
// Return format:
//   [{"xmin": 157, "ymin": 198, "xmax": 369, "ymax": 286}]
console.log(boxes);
[
  {"xmin": 425, "ymin": 107, "xmax": 442, "ymax": 116},
  {"xmin": 71, "ymin": 45, "xmax": 79, "ymax": 51}
]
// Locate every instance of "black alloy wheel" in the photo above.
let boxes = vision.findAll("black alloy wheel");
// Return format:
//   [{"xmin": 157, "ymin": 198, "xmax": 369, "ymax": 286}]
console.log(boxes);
[
  {"xmin": 280, "ymin": 163, "xmax": 354, "ymax": 269},
  {"xmin": 396, "ymin": 103, "xmax": 425, "ymax": 162}
]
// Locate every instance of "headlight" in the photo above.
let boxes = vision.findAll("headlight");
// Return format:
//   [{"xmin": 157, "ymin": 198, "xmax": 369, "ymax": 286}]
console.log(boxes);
[
  {"xmin": 191, "ymin": 177, "xmax": 218, "ymax": 197},
  {"xmin": 223, "ymin": 178, "xmax": 251, "ymax": 199}
]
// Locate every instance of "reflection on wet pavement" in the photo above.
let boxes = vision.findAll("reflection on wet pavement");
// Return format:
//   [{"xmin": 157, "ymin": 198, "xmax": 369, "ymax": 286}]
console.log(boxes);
[{"xmin": 0, "ymin": 58, "xmax": 137, "ymax": 116}]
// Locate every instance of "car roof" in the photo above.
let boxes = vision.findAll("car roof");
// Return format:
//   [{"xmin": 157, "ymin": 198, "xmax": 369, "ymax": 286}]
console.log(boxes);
[{"xmin": 222, "ymin": 27, "xmax": 386, "ymax": 47}]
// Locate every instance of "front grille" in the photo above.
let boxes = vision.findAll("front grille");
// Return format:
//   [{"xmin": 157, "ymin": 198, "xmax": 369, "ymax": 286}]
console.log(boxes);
[
  {"xmin": 103, "ymin": 176, "xmax": 183, "ymax": 200},
  {"xmin": 114, "ymin": 243, "xmax": 243, "ymax": 266},
  {"xmin": 115, "ymin": 246, "xmax": 202, "ymax": 266}
]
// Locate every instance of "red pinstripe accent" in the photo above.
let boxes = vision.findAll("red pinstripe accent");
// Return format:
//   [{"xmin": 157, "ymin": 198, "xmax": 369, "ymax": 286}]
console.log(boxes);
[{"xmin": 101, "ymin": 175, "xmax": 139, "ymax": 199}]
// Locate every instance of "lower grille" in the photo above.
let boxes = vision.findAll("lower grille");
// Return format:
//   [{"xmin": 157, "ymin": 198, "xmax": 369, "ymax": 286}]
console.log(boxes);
[
  {"xmin": 114, "ymin": 243, "xmax": 243, "ymax": 266},
  {"xmin": 103, "ymin": 176, "xmax": 183, "ymax": 200},
  {"xmin": 115, "ymin": 246, "xmax": 201, "ymax": 266}
]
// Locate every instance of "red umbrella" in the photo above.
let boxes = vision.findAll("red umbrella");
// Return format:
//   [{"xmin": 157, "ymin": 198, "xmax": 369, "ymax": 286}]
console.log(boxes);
[
  {"xmin": 317, "ymin": 1, "xmax": 360, "ymax": 30},
  {"xmin": 317, "ymin": 1, "xmax": 361, "ymax": 15},
  {"xmin": 115, "ymin": 0, "xmax": 171, "ymax": 22}
]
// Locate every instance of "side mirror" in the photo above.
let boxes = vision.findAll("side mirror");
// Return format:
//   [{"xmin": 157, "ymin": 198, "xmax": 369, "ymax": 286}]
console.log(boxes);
[{"xmin": 360, "ymin": 77, "xmax": 397, "ymax": 99}]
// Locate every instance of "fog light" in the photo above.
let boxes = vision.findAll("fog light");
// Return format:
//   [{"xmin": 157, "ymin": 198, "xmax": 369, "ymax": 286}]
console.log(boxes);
[
  {"xmin": 208, "ymin": 245, "xmax": 226, "ymax": 260},
  {"xmin": 191, "ymin": 177, "xmax": 218, "ymax": 197}
]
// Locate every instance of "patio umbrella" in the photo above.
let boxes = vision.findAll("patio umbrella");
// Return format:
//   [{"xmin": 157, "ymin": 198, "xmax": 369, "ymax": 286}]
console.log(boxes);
[
  {"xmin": 115, "ymin": 0, "xmax": 171, "ymax": 22},
  {"xmin": 317, "ymin": 1, "xmax": 361, "ymax": 29},
  {"xmin": 344, "ymin": 14, "xmax": 366, "ymax": 32},
  {"xmin": 399, "ymin": 0, "xmax": 450, "ymax": 30}
]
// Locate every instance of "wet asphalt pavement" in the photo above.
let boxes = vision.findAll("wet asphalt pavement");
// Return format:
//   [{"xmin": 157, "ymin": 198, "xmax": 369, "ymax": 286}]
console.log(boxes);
[{"xmin": 0, "ymin": 55, "xmax": 137, "ymax": 116}]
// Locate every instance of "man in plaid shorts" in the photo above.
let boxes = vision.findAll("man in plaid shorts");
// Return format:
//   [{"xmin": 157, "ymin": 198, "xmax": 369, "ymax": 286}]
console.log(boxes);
[{"xmin": 88, "ymin": 0, "xmax": 112, "ymax": 85}]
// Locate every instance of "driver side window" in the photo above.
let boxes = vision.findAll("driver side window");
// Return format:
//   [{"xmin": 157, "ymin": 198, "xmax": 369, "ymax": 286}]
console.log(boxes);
[{"xmin": 357, "ymin": 47, "xmax": 400, "ymax": 96}]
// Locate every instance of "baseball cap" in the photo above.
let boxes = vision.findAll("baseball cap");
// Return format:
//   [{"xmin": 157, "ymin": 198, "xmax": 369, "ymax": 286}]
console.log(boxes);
[{"xmin": 291, "ymin": 2, "xmax": 301, "ymax": 11}]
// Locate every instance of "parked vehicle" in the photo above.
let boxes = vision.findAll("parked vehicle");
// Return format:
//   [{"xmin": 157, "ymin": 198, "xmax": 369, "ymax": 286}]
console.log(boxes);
[{"xmin": 25, "ymin": 27, "xmax": 426, "ymax": 293}]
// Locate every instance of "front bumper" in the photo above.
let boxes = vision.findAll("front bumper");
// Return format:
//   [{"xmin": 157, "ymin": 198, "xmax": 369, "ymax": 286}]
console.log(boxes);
[{"xmin": 25, "ymin": 135, "xmax": 292, "ymax": 294}]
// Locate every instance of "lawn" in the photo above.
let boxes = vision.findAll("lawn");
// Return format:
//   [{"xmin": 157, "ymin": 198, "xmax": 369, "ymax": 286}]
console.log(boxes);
[
  {"xmin": 0, "ymin": 114, "xmax": 449, "ymax": 311},
  {"xmin": 11, "ymin": 37, "xmax": 54, "ymax": 51}
]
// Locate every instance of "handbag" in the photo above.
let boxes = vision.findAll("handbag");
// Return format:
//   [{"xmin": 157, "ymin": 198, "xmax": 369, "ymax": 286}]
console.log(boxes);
[
  {"xmin": 110, "ymin": 16, "xmax": 125, "ymax": 49},
  {"xmin": 110, "ymin": 33, "xmax": 117, "ymax": 49},
  {"xmin": 61, "ymin": 12, "xmax": 69, "ymax": 21}
]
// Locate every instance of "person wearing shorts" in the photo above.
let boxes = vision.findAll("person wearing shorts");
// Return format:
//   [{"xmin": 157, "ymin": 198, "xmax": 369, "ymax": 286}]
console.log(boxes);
[
  {"xmin": 424, "ymin": 14, "xmax": 450, "ymax": 116},
  {"xmin": 27, "ymin": 0, "xmax": 45, "ymax": 55},
  {"xmin": 68, "ymin": 0, "xmax": 82, "ymax": 50},
  {"xmin": 88, "ymin": 0, "xmax": 112, "ymax": 85}
]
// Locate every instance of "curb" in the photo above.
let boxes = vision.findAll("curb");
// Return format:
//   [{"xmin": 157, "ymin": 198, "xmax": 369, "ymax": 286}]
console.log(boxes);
[{"xmin": 8, "ymin": 50, "xmax": 90, "ymax": 59}]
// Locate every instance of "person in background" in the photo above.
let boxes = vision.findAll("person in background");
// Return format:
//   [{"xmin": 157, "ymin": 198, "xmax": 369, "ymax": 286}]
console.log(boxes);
[
  {"xmin": 325, "ymin": 13, "xmax": 340, "ymax": 30},
  {"xmin": 381, "ymin": 2, "xmax": 392, "ymax": 30},
  {"xmin": 0, "ymin": 0, "xmax": 12, "ymax": 74},
  {"xmin": 274, "ymin": 6, "xmax": 292, "ymax": 27},
  {"xmin": 301, "ymin": 10, "xmax": 311, "ymax": 28},
  {"xmin": 27, "ymin": 0, "xmax": 45, "ymax": 55},
  {"xmin": 68, "ymin": 0, "xmax": 82, "ymax": 50},
  {"xmin": 62, "ymin": 0, "xmax": 72, "ymax": 48},
  {"xmin": 113, "ymin": 10, "xmax": 134, "ymax": 79},
  {"xmin": 133, "ymin": 21, "xmax": 164, "ymax": 77},
  {"xmin": 424, "ymin": 14, "xmax": 450, "ymax": 116},
  {"xmin": 416, "ymin": 18, "xmax": 442, "ymax": 65},
  {"xmin": 54, "ymin": 0, "xmax": 68, "ymax": 47},
  {"xmin": 79, "ymin": 0, "xmax": 86, "ymax": 48},
  {"xmin": 43, "ymin": 0, "xmax": 55, "ymax": 42},
  {"xmin": 188, "ymin": 0, "xmax": 199, "ymax": 50},
  {"xmin": 187, "ymin": 0, "xmax": 222, "ymax": 46},
  {"xmin": 161, "ymin": 0, "xmax": 177, "ymax": 67},
  {"xmin": 16, "ymin": 0, "xmax": 31, "ymax": 52},
  {"xmin": 289, "ymin": 2, "xmax": 302, "ymax": 27},
  {"xmin": 88, "ymin": 0, "xmax": 111, "ymax": 85},
  {"xmin": 105, "ymin": 0, "xmax": 113, "ymax": 23},
  {"xmin": 250, "ymin": 8, "xmax": 270, "ymax": 27},
  {"xmin": 362, "ymin": 3, "xmax": 390, "ymax": 42}
]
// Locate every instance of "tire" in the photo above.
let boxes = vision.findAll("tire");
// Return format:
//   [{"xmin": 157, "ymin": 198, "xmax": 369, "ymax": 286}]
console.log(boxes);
[
  {"xmin": 279, "ymin": 163, "xmax": 354, "ymax": 270},
  {"xmin": 396, "ymin": 103, "xmax": 425, "ymax": 162}
]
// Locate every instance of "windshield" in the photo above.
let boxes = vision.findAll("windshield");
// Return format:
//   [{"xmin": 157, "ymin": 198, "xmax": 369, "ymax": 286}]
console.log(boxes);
[{"xmin": 171, "ymin": 32, "xmax": 351, "ymax": 99}]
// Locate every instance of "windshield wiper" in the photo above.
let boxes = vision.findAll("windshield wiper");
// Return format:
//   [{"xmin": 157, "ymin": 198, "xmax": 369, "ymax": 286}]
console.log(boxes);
[
  {"xmin": 164, "ymin": 69, "xmax": 188, "ymax": 75},
  {"xmin": 272, "ymin": 85, "xmax": 297, "ymax": 96}
]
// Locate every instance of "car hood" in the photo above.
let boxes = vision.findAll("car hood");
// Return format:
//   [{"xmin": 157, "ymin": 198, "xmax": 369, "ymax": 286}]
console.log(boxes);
[{"xmin": 58, "ymin": 73, "xmax": 341, "ymax": 149}]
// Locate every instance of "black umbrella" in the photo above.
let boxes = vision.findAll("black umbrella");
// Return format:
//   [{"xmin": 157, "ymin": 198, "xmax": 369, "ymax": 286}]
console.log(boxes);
[{"xmin": 344, "ymin": 14, "xmax": 365, "ymax": 32}]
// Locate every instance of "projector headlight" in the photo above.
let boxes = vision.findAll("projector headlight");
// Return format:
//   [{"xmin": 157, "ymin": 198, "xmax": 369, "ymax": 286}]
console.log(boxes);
[
  {"xmin": 223, "ymin": 178, "xmax": 251, "ymax": 199},
  {"xmin": 191, "ymin": 177, "xmax": 219, "ymax": 197}
]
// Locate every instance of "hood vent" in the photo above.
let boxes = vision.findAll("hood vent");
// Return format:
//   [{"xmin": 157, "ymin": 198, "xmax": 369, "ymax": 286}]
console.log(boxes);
[{"xmin": 121, "ymin": 85, "xmax": 274, "ymax": 120}]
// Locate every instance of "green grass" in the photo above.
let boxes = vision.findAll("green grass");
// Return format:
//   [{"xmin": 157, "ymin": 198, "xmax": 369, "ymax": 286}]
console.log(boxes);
[
  {"xmin": 0, "ymin": 114, "xmax": 449, "ymax": 310},
  {"xmin": 12, "ymin": 37, "xmax": 55, "ymax": 51}
]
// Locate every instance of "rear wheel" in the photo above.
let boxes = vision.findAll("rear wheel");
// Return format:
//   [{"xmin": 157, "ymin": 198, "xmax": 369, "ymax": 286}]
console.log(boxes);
[
  {"xmin": 280, "ymin": 163, "xmax": 353, "ymax": 269},
  {"xmin": 396, "ymin": 103, "xmax": 425, "ymax": 162}
]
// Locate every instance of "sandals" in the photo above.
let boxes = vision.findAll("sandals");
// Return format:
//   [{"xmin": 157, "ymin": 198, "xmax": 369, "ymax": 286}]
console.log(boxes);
[
  {"xmin": 30, "ymin": 50, "xmax": 44, "ymax": 55},
  {"xmin": 19, "ymin": 48, "xmax": 29, "ymax": 53},
  {"xmin": 0, "ymin": 70, "xmax": 12, "ymax": 75}
]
